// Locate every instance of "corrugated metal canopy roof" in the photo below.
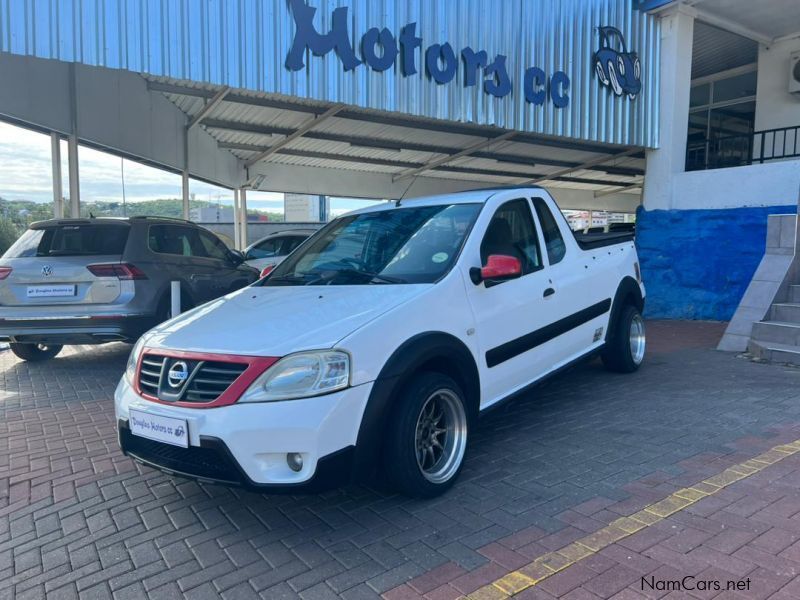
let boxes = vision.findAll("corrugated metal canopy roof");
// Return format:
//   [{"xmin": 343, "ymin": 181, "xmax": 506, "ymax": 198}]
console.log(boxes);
[
  {"xmin": 690, "ymin": 0, "xmax": 800, "ymax": 41},
  {"xmin": 145, "ymin": 75, "xmax": 645, "ymax": 194},
  {"xmin": 691, "ymin": 21, "xmax": 758, "ymax": 79}
]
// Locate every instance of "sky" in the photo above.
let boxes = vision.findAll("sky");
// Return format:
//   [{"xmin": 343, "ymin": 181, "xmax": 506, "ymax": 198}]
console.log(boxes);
[{"xmin": 0, "ymin": 121, "xmax": 380, "ymax": 216}]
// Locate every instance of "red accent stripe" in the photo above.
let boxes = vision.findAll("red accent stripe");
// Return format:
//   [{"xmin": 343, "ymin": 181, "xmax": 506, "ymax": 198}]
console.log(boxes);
[{"xmin": 135, "ymin": 349, "xmax": 279, "ymax": 408}]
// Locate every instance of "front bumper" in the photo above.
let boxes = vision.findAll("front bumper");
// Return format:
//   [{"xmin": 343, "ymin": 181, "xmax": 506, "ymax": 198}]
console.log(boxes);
[
  {"xmin": 114, "ymin": 376, "xmax": 372, "ymax": 490},
  {"xmin": 0, "ymin": 314, "xmax": 153, "ymax": 344}
]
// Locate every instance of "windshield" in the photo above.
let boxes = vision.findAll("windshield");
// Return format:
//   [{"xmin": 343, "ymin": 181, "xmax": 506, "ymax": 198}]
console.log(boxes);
[{"xmin": 261, "ymin": 203, "xmax": 481, "ymax": 286}]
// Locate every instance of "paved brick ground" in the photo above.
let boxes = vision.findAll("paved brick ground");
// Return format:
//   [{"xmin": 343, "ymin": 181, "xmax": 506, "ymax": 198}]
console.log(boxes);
[{"xmin": 2, "ymin": 321, "xmax": 800, "ymax": 599}]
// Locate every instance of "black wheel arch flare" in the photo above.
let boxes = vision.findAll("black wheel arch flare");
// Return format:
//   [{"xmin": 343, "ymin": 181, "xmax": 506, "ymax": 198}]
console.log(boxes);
[
  {"xmin": 352, "ymin": 331, "xmax": 480, "ymax": 479},
  {"xmin": 605, "ymin": 276, "xmax": 645, "ymax": 342}
]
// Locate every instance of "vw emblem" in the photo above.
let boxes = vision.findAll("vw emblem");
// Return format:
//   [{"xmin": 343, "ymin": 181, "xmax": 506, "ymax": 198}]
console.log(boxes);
[
  {"xmin": 41, "ymin": 265, "xmax": 52, "ymax": 277},
  {"xmin": 167, "ymin": 361, "xmax": 189, "ymax": 388}
]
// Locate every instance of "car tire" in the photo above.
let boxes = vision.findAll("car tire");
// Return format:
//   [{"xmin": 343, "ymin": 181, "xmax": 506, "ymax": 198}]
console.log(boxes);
[
  {"xmin": 9, "ymin": 343, "xmax": 63, "ymax": 362},
  {"xmin": 384, "ymin": 372, "xmax": 469, "ymax": 498},
  {"xmin": 601, "ymin": 305, "xmax": 646, "ymax": 373},
  {"xmin": 607, "ymin": 60, "xmax": 623, "ymax": 95}
]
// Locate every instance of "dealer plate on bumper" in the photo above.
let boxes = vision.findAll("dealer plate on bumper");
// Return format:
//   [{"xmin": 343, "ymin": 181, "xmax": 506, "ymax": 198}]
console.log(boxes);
[
  {"xmin": 129, "ymin": 409, "xmax": 188, "ymax": 448},
  {"xmin": 26, "ymin": 284, "xmax": 76, "ymax": 298}
]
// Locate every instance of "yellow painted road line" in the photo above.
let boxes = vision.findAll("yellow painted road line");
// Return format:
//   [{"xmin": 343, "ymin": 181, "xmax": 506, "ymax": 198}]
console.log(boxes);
[{"xmin": 466, "ymin": 439, "xmax": 800, "ymax": 599}]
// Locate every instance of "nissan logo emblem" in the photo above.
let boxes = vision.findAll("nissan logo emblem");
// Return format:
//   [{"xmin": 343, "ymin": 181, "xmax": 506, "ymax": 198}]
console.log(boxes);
[
  {"xmin": 167, "ymin": 361, "xmax": 189, "ymax": 388},
  {"xmin": 41, "ymin": 265, "xmax": 52, "ymax": 277}
]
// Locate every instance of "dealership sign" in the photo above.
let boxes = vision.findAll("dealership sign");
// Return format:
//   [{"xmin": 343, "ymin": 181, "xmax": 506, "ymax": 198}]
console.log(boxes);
[{"xmin": 286, "ymin": 0, "xmax": 571, "ymax": 108}]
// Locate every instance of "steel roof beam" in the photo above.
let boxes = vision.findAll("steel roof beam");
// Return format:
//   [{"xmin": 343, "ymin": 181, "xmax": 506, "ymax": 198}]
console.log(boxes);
[
  {"xmin": 228, "ymin": 144, "xmax": 636, "ymax": 187},
  {"xmin": 392, "ymin": 131, "xmax": 517, "ymax": 182},
  {"xmin": 527, "ymin": 148, "xmax": 643, "ymax": 184},
  {"xmin": 243, "ymin": 104, "xmax": 344, "ymax": 167},
  {"xmin": 187, "ymin": 87, "xmax": 230, "ymax": 130},
  {"xmin": 148, "ymin": 80, "xmax": 633, "ymax": 156},
  {"xmin": 212, "ymin": 128, "xmax": 644, "ymax": 177}
]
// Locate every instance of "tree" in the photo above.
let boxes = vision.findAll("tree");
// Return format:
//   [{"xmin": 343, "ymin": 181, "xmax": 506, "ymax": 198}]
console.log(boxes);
[{"xmin": 0, "ymin": 218, "xmax": 20, "ymax": 255}]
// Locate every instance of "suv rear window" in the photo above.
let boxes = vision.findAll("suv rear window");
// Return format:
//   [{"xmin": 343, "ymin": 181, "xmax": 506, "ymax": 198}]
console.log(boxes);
[{"xmin": 2, "ymin": 224, "xmax": 130, "ymax": 258}]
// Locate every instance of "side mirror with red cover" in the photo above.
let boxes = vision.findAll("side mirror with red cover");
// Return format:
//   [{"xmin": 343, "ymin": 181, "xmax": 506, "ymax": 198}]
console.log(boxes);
[{"xmin": 469, "ymin": 254, "xmax": 522, "ymax": 285}]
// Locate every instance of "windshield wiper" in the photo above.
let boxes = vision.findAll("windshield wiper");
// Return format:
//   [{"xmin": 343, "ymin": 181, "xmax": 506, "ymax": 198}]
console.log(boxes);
[
  {"xmin": 331, "ymin": 268, "xmax": 407, "ymax": 284},
  {"xmin": 265, "ymin": 271, "xmax": 316, "ymax": 284}
]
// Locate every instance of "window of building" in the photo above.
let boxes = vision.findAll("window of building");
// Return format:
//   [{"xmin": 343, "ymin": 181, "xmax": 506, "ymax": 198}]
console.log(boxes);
[{"xmin": 686, "ymin": 67, "xmax": 757, "ymax": 171}]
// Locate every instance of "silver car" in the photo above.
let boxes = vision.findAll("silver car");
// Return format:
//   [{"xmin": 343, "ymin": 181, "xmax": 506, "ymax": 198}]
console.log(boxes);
[
  {"xmin": 0, "ymin": 216, "xmax": 259, "ymax": 361},
  {"xmin": 243, "ymin": 229, "xmax": 317, "ymax": 274}
]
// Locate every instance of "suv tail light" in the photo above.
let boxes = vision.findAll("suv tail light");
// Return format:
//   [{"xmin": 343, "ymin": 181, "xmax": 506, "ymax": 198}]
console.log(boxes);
[
  {"xmin": 0, "ymin": 266, "xmax": 11, "ymax": 280},
  {"xmin": 260, "ymin": 264, "xmax": 275, "ymax": 278},
  {"xmin": 87, "ymin": 263, "xmax": 147, "ymax": 280}
]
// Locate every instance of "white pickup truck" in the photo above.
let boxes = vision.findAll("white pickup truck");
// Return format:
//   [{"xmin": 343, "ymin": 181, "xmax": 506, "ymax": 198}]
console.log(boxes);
[{"xmin": 115, "ymin": 186, "xmax": 645, "ymax": 497}]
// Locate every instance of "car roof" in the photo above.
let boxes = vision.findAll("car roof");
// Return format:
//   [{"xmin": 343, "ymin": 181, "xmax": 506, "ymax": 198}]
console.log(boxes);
[
  {"xmin": 29, "ymin": 215, "xmax": 196, "ymax": 229},
  {"xmin": 344, "ymin": 186, "xmax": 545, "ymax": 216}
]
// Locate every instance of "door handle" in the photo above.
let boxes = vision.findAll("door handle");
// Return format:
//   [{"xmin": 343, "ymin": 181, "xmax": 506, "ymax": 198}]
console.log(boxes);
[{"xmin": 543, "ymin": 287, "xmax": 556, "ymax": 297}]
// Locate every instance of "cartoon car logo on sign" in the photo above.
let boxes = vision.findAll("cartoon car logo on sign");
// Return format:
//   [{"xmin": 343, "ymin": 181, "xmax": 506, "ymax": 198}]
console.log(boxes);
[{"xmin": 594, "ymin": 26, "xmax": 641, "ymax": 99}]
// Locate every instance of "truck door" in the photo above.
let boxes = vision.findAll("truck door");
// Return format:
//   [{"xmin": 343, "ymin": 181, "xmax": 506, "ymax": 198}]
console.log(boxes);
[
  {"xmin": 532, "ymin": 196, "xmax": 611, "ymax": 362},
  {"xmin": 463, "ymin": 197, "xmax": 566, "ymax": 408}
]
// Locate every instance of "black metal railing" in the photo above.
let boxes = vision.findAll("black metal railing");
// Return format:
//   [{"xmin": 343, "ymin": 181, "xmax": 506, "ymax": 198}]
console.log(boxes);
[{"xmin": 686, "ymin": 125, "xmax": 800, "ymax": 171}]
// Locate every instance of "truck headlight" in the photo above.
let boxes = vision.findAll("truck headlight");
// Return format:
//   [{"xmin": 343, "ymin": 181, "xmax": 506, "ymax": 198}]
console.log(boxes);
[
  {"xmin": 124, "ymin": 337, "xmax": 146, "ymax": 386},
  {"xmin": 240, "ymin": 350, "xmax": 350, "ymax": 402}
]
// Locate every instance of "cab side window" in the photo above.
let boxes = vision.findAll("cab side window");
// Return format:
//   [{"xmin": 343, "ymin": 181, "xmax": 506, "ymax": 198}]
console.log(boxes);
[
  {"xmin": 533, "ymin": 198, "xmax": 567, "ymax": 265},
  {"xmin": 282, "ymin": 236, "xmax": 307, "ymax": 254},
  {"xmin": 149, "ymin": 225, "xmax": 196, "ymax": 256},
  {"xmin": 480, "ymin": 199, "xmax": 542, "ymax": 275},
  {"xmin": 247, "ymin": 238, "xmax": 282, "ymax": 260},
  {"xmin": 198, "ymin": 230, "xmax": 231, "ymax": 262}
]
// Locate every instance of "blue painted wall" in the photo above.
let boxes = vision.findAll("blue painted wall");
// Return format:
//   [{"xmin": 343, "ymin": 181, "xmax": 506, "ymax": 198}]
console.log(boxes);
[{"xmin": 636, "ymin": 205, "xmax": 797, "ymax": 320}]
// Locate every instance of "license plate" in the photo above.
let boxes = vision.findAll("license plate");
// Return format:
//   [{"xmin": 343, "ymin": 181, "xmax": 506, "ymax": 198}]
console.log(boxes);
[
  {"xmin": 26, "ymin": 285, "xmax": 76, "ymax": 298},
  {"xmin": 128, "ymin": 409, "xmax": 189, "ymax": 448}
]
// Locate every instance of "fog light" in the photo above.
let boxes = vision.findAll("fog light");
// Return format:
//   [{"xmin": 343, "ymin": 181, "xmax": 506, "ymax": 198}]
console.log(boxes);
[{"xmin": 287, "ymin": 452, "xmax": 303, "ymax": 472}]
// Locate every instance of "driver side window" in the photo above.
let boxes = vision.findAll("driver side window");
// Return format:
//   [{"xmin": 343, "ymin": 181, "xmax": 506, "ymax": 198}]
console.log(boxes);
[{"xmin": 480, "ymin": 199, "xmax": 543, "ymax": 275}]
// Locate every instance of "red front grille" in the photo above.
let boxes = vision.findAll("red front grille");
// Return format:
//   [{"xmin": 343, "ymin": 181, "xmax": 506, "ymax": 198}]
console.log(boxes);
[{"xmin": 134, "ymin": 349, "xmax": 278, "ymax": 408}]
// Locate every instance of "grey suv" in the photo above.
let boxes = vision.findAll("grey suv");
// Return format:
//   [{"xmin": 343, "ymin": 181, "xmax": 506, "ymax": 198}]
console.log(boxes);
[{"xmin": 0, "ymin": 217, "xmax": 259, "ymax": 361}]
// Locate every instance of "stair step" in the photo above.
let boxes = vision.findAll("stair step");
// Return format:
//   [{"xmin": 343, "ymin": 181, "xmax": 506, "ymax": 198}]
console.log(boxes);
[
  {"xmin": 770, "ymin": 303, "xmax": 800, "ymax": 323},
  {"xmin": 751, "ymin": 320, "xmax": 800, "ymax": 346},
  {"xmin": 791, "ymin": 285, "xmax": 800, "ymax": 303},
  {"xmin": 748, "ymin": 339, "xmax": 800, "ymax": 365}
]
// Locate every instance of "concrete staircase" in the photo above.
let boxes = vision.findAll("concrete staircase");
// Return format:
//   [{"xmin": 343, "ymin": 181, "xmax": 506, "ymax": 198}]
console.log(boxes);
[
  {"xmin": 749, "ymin": 283, "xmax": 800, "ymax": 364},
  {"xmin": 719, "ymin": 213, "xmax": 798, "ymax": 354}
]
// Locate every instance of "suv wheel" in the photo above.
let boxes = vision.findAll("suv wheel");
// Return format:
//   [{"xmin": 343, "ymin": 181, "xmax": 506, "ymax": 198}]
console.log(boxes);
[
  {"xmin": 384, "ymin": 373, "xmax": 469, "ymax": 497},
  {"xmin": 10, "ymin": 343, "xmax": 63, "ymax": 362},
  {"xmin": 601, "ymin": 305, "xmax": 646, "ymax": 373}
]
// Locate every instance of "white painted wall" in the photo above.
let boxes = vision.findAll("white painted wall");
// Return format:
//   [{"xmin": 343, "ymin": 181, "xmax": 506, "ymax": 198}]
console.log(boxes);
[
  {"xmin": 755, "ymin": 37, "xmax": 800, "ymax": 132},
  {"xmin": 667, "ymin": 159, "xmax": 800, "ymax": 210},
  {"xmin": 642, "ymin": 7, "xmax": 695, "ymax": 212}
]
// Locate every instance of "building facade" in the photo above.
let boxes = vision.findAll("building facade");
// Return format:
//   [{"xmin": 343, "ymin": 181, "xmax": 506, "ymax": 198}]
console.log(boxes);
[{"xmin": 0, "ymin": 0, "xmax": 798, "ymax": 327}]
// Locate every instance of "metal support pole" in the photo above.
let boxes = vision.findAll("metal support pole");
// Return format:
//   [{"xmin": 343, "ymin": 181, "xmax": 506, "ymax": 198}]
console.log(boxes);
[
  {"xmin": 68, "ymin": 64, "xmax": 80, "ymax": 218},
  {"xmin": 239, "ymin": 188, "xmax": 248, "ymax": 248},
  {"xmin": 170, "ymin": 281, "xmax": 181, "ymax": 318},
  {"xmin": 182, "ymin": 128, "xmax": 190, "ymax": 220},
  {"xmin": 50, "ymin": 132, "xmax": 63, "ymax": 219},
  {"xmin": 233, "ymin": 189, "xmax": 241, "ymax": 250},
  {"xmin": 67, "ymin": 134, "xmax": 80, "ymax": 218}
]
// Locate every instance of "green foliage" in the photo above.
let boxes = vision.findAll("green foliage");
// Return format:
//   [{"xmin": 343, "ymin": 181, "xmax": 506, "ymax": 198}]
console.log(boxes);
[{"xmin": 0, "ymin": 217, "xmax": 20, "ymax": 255}]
